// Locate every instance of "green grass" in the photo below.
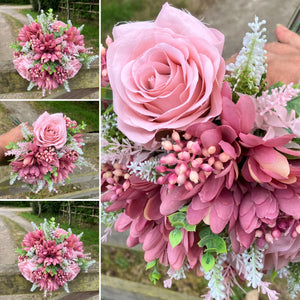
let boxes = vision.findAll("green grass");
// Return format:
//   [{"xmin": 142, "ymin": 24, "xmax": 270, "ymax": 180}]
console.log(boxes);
[
  {"xmin": 19, "ymin": 211, "xmax": 99, "ymax": 259},
  {"xmin": 19, "ymin": 9, "xmax": 99, "ymax": 53},
  {"xmin": 29, "ymin": 101, "xmax": 99, "ymax": 132}
]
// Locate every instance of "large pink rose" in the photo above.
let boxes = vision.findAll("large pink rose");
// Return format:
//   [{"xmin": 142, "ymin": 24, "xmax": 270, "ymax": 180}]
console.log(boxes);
[
  {"xmin": 66, "ymin": 58, "xmax": 82, "ymax": 79},
  {"xmin": 18, "ymin": 260, "xmax": 36, "ymax": 282},
  {"xmin": 33, "ymin": 111, "xmax": 67, "ymax": 149},
  {"xmin": 107, "ymin": 3, "xmax": 225, "ymax": 149},
  {"xmin": 13, "ymin": 55, "xmax": 33, "ymax": 81},
  {"xmin": 65, "ymin": 262, "xmax": 81, "ymax": 281}
]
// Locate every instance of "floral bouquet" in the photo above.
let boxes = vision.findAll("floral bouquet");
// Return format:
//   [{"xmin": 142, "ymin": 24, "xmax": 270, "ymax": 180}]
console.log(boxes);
[
  {"xmin": 101, "ymin": 3, "xmax": 300, "ymax": 300},
  {"xmin": 11, "ymin": 9, "xmax": 98, "ymax": 96},
  {"xmin": 17, "ymin": 218, "xmax": 96, "ymax": 297},
  {"xmin": 5, "ymin": 111, "xmax": 87, "ymax": 193}
]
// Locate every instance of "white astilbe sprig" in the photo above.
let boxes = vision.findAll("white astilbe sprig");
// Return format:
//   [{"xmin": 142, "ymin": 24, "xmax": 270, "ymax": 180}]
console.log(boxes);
[
  {"xmin": 163, "ymin": 263, "xmax": 190, "ymax": 288},
  {"xmin": 21, "ymin": 123, "xmax": 33, "ymax": 141},
  {"xmin": 226, "ymin": 16, "xmax": 267, "ymax": 94},
  {"xmin": 241, "ymin": 244, "xmax": 264, "ymax": 289},
  {"xmin": 26, "ymin": 13, "xmax": 35, "ymax": 24},
  {"xmin": 202, "ymin": 254, "xmax": 227, "ymax": 300},
  {"xmin": 128, "ymin": 158, "xmax": 159, "ymax": 183}
]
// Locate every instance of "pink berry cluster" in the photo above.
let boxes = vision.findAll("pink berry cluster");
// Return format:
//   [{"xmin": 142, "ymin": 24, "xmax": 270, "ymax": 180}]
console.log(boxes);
[
  {"xmin": 101, "ymin": 162, "xmax": 131, "ymax": 201},
  {"xmin": 256, "ymin": 214, "xmax": 300, "ymax": 247},
  {"xmin": 156, "ymin": 130, "xmax": 234, "ymax": 191}
]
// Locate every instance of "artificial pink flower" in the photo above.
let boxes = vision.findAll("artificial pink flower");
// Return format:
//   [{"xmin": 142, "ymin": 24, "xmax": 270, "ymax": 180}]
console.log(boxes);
[
  {"xmin": 264, "ymin": 233, "xmax": 300, "ymax": 270},
  {"xmin": 33, "ymin": 112, "xmax": 67, "ymax": 149},
  {"xmin": 13, "ymin": 55, "xmax": 33, "ymax": 81},
  {"xmin": 22, "ymin": 229, "xmax": 45, "ymax": 250},
  {"xmin": 51, "ymin": 20, "xmax": 67, "ymax": 32},
  {"xmin": 18, "ymin": 259, "xmax": 36, "ymax": 282},
  {"xmin": 53, "ymin": 228, "xmax": 68, "ymax": 239},
  {"xmin": 66, "ymin": 58, "xmax": 82, "ymax": 78},
  {"xmin": 65, "ymin": 262, "xmax": 80, "ymax": 281},
  {"xmin": 107, "ymin": 2, "xmax": 225, "ymax": 149},
  {"xmin": 17, "ymin": 22, "xmax": 42, "ymax": 46}
]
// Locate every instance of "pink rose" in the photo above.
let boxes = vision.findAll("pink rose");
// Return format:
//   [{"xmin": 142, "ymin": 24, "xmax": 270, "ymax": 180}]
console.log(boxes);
[
  {"xmin": 52, "ymin": 20, "xmax": 67, "ymax": 32},
  {"xmin": 66, "ymin": 58, "xmax": 82, "ymax": 79},
  {"xmin": 18, "ymin": 260, "xmax": 36, "ymax": 282},
  {"xmin": 13, "ymin": 55, "xmax": 33, "ymax": 81},
  {"xmin": 107, "ymin": 3, "xmax": 225, "ymax": 149},
  {"xmin": 33, "ymin": 111, "xmax": 67, "ymax": 149},
  {"xmin": 65, "ymin": 262, "xmax": 81, "ymax": 281},
  {"xmin": 53, "ymin": 228, "xmax": 68, "ymax": 239}
]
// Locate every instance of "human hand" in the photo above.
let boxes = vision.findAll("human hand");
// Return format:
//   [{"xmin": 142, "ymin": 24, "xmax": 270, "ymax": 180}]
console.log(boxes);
[
  {"xmin": 0, "ymin": 123, "xmax": 30, "ymax": 160},
  {"xmin": 264, "ymin": 24, "xmax": 300, "ymax": 87},
  {"xmin": 226, "ymin": 25, "xmax": 300, "ymax": 88}
]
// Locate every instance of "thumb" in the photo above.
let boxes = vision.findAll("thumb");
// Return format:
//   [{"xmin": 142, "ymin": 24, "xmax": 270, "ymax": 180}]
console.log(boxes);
[{"xmin": 275, "ymin": 24, "xmax": 300, "ymax": 49}]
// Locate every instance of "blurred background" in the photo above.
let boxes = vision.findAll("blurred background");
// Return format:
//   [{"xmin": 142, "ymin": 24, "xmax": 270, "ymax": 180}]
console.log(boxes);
[{"xmin": 101, "ymin": 0, "xmax": 299, "ymax": 59}]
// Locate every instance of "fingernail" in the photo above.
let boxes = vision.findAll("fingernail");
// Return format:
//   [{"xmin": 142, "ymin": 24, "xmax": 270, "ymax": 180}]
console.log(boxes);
[{"xmin": 277, "ymin": 24, "xmax": 287, "ymax": 30}]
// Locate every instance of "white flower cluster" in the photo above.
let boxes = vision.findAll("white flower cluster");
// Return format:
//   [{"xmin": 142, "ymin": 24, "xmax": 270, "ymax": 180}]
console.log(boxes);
[{"xmin": 226, "ymin": 16, "xmax": 267, "ymax": 93}]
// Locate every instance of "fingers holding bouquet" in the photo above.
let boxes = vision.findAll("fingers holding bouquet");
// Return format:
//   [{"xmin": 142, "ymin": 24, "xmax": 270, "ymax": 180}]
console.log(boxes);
[
  {"xmin": 0, "ymin": 123, "xmax": 32, "ymax": 161},
  {"xmin": 264, "ymin": 24, "xmax": 300, "ymax": 86},
  {"xmin": 226, "ymin": 24, "xmax": 300, "ymax": 87}
]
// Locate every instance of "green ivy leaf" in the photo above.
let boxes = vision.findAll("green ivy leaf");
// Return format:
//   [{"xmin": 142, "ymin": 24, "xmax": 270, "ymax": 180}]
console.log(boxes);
[
  {"xmin": 198, "ymin": 227, "xmax": 227, "ymax": 254},
  {"xmin": 146, "ymin": 260, "xmax": 157, "ymax": 270},
  {"xmin": 169, "ymin": 228, "xmax": 183, "ymax": 248},
  {"xmin": 168, "ymin": 211, "xmax": 196, "ymax": 232},
  {"xmin": 149, "ymin": 267, "xmax": 161, "ymax": 285},
  {"xmin": 201, "ymin": 252, "xmax": 215, "ymax": 272}
]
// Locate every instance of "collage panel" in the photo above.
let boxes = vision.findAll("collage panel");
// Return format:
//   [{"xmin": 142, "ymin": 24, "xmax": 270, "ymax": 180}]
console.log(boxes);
[
  {"xmin": 0, "ymin": 200, "xmax": 99, "ymax": 299},
  {"xmin": 0, "ymin": 0, "xmax": 100, "ymax": 298},
  {"xmin": 0, "ymin": 1, "xmax": 99, "ymax": 100},
  {"xmin": 0, "ymin": 100, "xmax": 99, "ymax": 200}
]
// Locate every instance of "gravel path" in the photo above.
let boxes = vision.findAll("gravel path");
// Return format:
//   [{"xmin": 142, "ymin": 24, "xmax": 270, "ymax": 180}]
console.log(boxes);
[
  {"xmin": 0, "ymin": 216, "xmax": 17, "ymax": 264},
  {"xmin": 0, "ymin": 5, "xmax": 31, "ymax": 61},
  {"xmin": 0, "ymin": 207, "xmax": 32, "ymax": 265},
  {"xmin": 0, "ymin": 207, "xmax": 33, "ymax": 232}
]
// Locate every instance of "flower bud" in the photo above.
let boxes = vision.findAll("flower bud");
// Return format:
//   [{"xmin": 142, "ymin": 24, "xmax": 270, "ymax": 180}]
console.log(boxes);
[
  {"xmin": 184, "ymin": 181, "xmax": 193, "ymax": 191},
  {"xmin": 162, "ymin": 140, "xmax": 173, "ymax": 151},
  {"xmin": 183, "ymin": 132, "xmax": 192, "ymax": 140},
  {"xmin": 173, "ymin": 144, "xmax": 182, "ymax": 152},
  {"xmin": 219, "ymin": 152, "xmax": 231, "ymax": 163},
  {"xmin": 168, "ymin": 173, "xmax": 178, "ymax": 185},
  {"xmin": 177, "ymin": 173, "xmax": 187, "ymax": 185},
  {"xmin": 208, "ymin": 146, "xmax": 216, "ymax": 155},
  {"xmin": 189, "ymin": 170, "xmax": 199, "ymax": 184},
  {"xmin": 172, "ymin": 131, "xmax": 181, "ymax": 143},
  {"xmin": 155, "ymin": 165, "xmax": 168, "ymax": 173},
  {"xmin": 178, "ymin": 151, "xmax": 190, "ymax": 161}
]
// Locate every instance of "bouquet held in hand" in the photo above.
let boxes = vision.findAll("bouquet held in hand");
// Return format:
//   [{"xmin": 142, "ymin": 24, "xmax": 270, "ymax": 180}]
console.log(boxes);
[
  {"xmin": 6, "ymin": 111, "xmax": 87, "ymax": 193},
  {"xmin": 11, "ymin": 9, "xmax": 98, "ymax": 96},
  {"xmin": 101, "ymin": 3, "xmax": 300, "ymax": 300},
  {"xmin": 17, "ymin": 218, "xmax": 95, "ymax": 297}
]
